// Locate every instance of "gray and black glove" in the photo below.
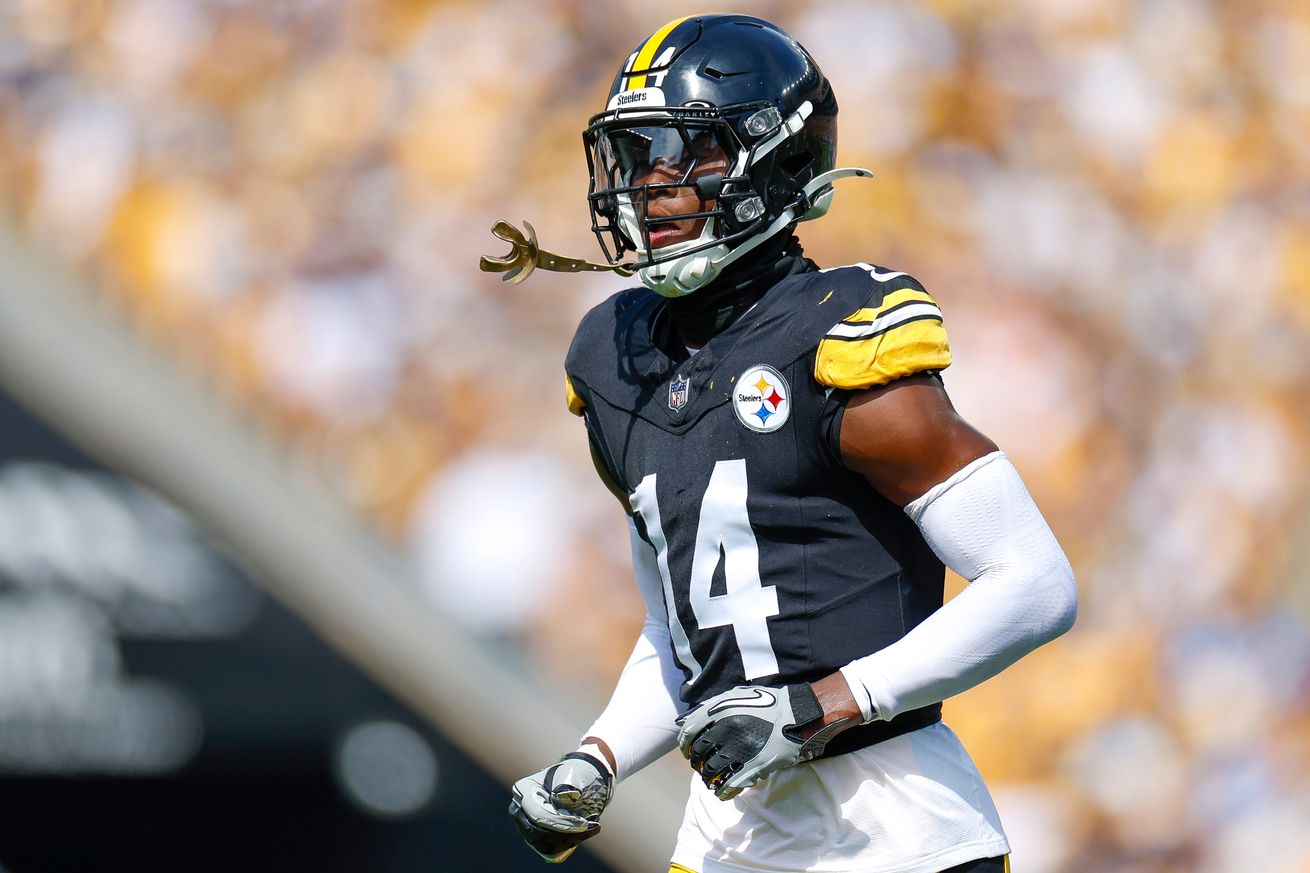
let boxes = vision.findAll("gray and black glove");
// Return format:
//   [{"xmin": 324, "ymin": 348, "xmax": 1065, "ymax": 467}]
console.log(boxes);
[
  {"xmin": 509, "ymin": 750, "xmax": 614, "ymax": 863},
  {"xmin": 676, "ymin": 683, "xmax": 852, "ymax": 800}
]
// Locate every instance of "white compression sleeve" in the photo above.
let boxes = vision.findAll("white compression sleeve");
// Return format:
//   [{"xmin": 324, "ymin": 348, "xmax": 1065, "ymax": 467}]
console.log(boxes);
[
  {"xmin": 839, "ymin": 452, "xmax": 1078, "ymax": 722},
  {"xmin": 583, "ymin": 517, "xmax": 684, "ymax": 780}
]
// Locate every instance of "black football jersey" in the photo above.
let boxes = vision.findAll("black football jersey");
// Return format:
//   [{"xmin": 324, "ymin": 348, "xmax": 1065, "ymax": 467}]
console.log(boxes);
[{"xmin": 565, "ymin": 263, "xmax": 954, "ymax": 733}]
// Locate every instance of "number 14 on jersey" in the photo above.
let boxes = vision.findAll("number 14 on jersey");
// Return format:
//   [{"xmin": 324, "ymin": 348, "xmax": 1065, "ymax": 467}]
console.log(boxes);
[{"xmin": 631, "ymin": 459, "xmax": 781, "ymax": 684}]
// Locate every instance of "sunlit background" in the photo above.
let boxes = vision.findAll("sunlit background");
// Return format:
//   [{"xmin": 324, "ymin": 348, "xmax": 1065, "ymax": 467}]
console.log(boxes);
[{"xmin": 1, "ymin": 0, "xmax": 1308, "ymax": 871}]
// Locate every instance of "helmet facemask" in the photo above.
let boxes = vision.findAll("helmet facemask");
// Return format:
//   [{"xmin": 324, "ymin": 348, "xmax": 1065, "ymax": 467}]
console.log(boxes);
[{"xmin": 585, "ymin": 105, "xmax": 783, "ymax": 297}]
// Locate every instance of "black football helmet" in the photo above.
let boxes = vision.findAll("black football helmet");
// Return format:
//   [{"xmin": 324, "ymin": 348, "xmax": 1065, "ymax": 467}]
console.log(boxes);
[{"xmin": 584, "ymin": 14, "xmax": 871, "ymax": 296}]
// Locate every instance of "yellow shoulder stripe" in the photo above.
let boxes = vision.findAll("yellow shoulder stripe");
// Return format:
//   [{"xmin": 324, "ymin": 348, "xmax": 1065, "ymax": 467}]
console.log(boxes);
[
  {"xmin": 565, "ymin": 373, "xmax": 585, "ymax": 416},
  {"xmin": 815, "ymin": 288, "xmax": 951, "ymax": 389},
  {"xmin": 669, "ymin": 864, "xmax": 700, "ymax": 873},
  {"xmin": 834, "ymin": 288, "xmax": 937, "ymax": 327},
  {"xmin": 627, "ymin": 16, "xmax": 693, "ymax": 89}
]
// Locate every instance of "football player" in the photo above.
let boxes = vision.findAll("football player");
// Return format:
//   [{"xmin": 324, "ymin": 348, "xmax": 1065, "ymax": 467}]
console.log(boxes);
[{"xmin": 507, "ymin": 14, "xmax": 1077, "ymax": 873}]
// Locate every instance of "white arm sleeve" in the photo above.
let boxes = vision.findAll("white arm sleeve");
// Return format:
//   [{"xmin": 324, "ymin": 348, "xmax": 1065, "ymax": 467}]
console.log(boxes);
[
  {"xmin": 582, "ymin": 517, "xmax": 684, "ymax": 781},
  {"xmin": 839, "ymin": 451, "xmax": 1078, "ymax": 722}
]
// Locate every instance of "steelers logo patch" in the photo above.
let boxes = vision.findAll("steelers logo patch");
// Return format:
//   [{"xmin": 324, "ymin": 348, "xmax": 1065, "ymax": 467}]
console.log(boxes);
[{"xmin": 733, "ymin": 365, "xmax": 790, "ymax": 433}]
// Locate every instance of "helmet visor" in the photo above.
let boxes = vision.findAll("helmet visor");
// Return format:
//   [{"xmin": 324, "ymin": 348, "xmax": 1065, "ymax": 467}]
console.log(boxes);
[{"xmin": 591, "ymin": 122, "xmax": 735, "ymax": 190}]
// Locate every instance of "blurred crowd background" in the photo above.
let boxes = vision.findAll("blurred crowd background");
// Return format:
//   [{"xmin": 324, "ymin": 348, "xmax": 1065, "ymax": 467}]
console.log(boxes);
[{"xmin": 1, "ymin": 0, "xmax": 1308, "ymax": 871}]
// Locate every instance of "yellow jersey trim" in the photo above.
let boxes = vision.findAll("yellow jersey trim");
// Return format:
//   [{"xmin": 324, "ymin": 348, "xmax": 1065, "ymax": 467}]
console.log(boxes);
[
  {"xmin": 836, "ymin": 287, "xmax": 938, "ymax": 325},
  {"xmin": 669, "ymin": 864, "xmax": 699, "ymax": 873},
  {"xmin": 628, "ymin": 15, "xmax": 693, "ymax": 89},
  {"xmin": 814, "ymin": 289, "xmax": 951, "ymax": 389},
  {"xmin": 565, "ymin": 373, "xmax": 585, "ymax": 416}
]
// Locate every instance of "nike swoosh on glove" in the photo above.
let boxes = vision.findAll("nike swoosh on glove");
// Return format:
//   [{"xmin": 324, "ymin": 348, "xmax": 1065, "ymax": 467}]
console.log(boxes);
[
  {"xmin": 676, "ymin": 683, "xmax": 852, "ymax": 800},
  {"xmin": 508, "ymin": 751, "xmax": 613, "ymax": 863}
]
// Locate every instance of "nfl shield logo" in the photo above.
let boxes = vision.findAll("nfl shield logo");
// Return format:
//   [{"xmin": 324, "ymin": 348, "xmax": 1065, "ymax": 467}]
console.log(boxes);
[{"xmin": 668, "ymin": 374, "xmax": 689, "ymax": 411}]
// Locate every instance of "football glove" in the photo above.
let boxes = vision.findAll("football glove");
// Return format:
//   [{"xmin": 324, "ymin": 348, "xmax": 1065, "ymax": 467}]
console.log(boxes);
[
  {"xmin": 509, "ymin": 751, "xmax": 613, "ymax": 863},
  {"xmin": 676, "ymin": 683, "xmax": 853, "ymax": 800}
]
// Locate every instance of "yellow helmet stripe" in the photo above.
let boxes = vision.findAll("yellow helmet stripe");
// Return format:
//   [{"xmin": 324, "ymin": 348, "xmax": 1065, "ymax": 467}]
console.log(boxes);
[{"xmin": 627, "ymin": 15, "xmax": 693, "ymax": 90}]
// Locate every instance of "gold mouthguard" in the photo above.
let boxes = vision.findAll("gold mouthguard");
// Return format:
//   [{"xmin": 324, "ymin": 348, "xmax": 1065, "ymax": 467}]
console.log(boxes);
[{"xmin": 479, "ymin": 220, "xmax": 635, "ymax": 285}]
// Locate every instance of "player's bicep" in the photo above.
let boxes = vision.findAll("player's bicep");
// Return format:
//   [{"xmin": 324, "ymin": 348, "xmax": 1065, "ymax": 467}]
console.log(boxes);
[
  {"xmin": 813, "ymin": 274, "xmax": 991, "ymax": 503},
  {"xmin": 838, "ymin": 376, "xmax": 997, "ymax": 507}
]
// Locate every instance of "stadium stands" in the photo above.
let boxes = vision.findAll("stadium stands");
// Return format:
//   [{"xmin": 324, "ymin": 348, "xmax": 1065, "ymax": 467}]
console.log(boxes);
[{"xmin": 2, "ymin": 1, "xmax": 1308, "ymax": 870}]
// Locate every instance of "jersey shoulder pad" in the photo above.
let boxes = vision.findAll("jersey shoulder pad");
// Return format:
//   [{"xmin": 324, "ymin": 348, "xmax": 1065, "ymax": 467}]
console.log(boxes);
[
  {"xmin": 563, "ymin": 286, "xmax": 662, "ymax": 414},
  {"xmin": 812, "ymin": 264, "xmax": 951, "ymax": 390}
]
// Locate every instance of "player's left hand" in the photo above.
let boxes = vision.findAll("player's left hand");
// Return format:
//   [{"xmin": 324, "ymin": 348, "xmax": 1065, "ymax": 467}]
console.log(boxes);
[{"xmin": 676, "ymin": 683, "xmax": 854, "ymax": 800}]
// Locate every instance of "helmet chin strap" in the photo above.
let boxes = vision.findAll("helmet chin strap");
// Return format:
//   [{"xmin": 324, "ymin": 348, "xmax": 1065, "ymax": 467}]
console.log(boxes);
[
  {"xmin": 637, "ymin": 228, "xmax": 730, "ymax": 298},
  {"xmin": 638, "ymin": 166, "xmax": 874, "ymax": 297}
]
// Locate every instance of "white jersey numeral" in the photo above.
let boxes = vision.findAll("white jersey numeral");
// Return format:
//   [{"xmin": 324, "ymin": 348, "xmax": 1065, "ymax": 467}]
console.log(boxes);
[
  {"xmin": 630, "ymin": 460, "xmax": 780, "ymax": 684},
  {"xmin": 631, "ymin": 473, "xmax": 703, "ymax": 679}
]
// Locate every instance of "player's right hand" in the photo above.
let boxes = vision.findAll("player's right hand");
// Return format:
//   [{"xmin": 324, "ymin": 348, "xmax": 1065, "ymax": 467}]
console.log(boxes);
[{"xmin": 509, "ymin": 752, "xmax": 614, "ymax": 864}]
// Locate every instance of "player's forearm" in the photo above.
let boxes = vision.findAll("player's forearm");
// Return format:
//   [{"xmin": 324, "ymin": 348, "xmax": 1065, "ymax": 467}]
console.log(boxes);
[
  {"xmin": 581, "ymin": 518, "xmax": 686, "ymax": 780},
  {"xmin": 578, "ymin": 735, "xmax": 619, "ymax": 776},
  {"xmin": 583, "ymin": 616, "xmax": 683, "ymax": 779},
  {"xmin": 840, "ymin": 451, "xmax": 1077, "ymax": 721},
  {"xmin": 808, "ymin": 671, "xmax": 864, "ymax": 729}
]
